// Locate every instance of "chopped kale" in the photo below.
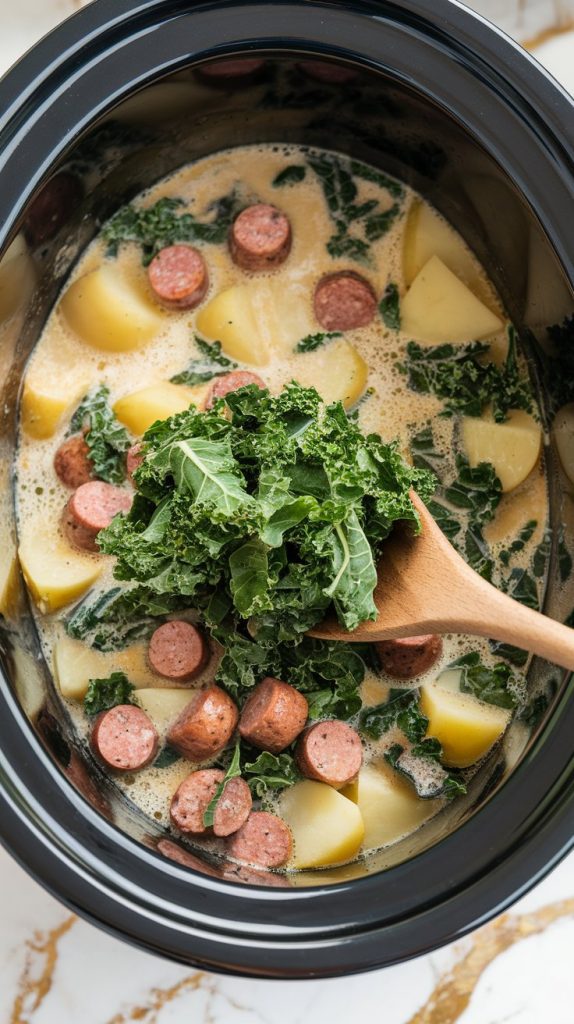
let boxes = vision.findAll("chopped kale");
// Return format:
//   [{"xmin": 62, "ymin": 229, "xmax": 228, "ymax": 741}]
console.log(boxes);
[
  {"xmin": 410, "ymin": 426, "xmax": 445, "ymax": 480},
  {"xmin": 296, "ymin": 331, "xmax": 342, "ymax": 353},
  {"xmin": 360, "ymin": 688, "xmax": 428, "ymax": 743},
  {"xmin": 243, "ymin": 750, "xmax": 300, "ymax": 798},
  {"xmin": 379, "ymin": 282, "xmax": 400, "ymax": 330},
  {"xmin": 84, "ymin": 672, "xmax": 135, "ymax": 717},
  {"xmin": 203, "ymin": 741, "xmax": 242, "ymax": 827},
  {"xmin": 500, "ymin": 520, "xmax": 538, "ymax": 567},
  {"xmin": 450, "ymin": 652, "xmax": 520, "ymax": 709},
  {"xmin": 154, "ymin": 745, "xmax": 182, "ymax": 768},
  {"xmin": 272, "ymin": 165, "xmax": 306, "ymax": 187},
  {"xmin": 171, "ymin": 335, "xmax": 237, "ymax": 386},
  {"xmin": 70, "ymin": 386, "xmax": 131, "ymax": 485}
]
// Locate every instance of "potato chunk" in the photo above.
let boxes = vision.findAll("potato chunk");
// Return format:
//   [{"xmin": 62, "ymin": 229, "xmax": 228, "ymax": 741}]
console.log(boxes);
[
  {"xmin": 356, "ymin": 764, "xmax": 440, "ymax": 851},
  {"xmin": 403, "ymin": 200, "xmax": 489, "ymax": 300},
  {"xmin": 137, "ymin": 688, "xmax": 195, "ymax": 732},
  {"xmin": 21, "ymin": 377, "xmax": 89, "ymax": 439},
  {"xmin": 553, "ymin": 403, "xmax": 574, "ymax": 484},
  {"xmin": 196, "ymin": 285, "xmax": 269, "ymax": 366},
  {"xmin": 18, "ymin": 531, "xmax": 101, "ymax": 613},
  {"xmin": 293, "ymin": 337, "xmax": 368, "ymax": 408},
  {"xmin": 53, "ymin": 635, "xmax": 158, "ymax": 701},
  {"xmin": 60, "ymin": 264, "xmax": 163, "ymax": 352},
  {"xmin": 113, "ymin": 381, "xmax": 206, "ymax": 435},
  {"xmin": 461, "ymin": 409, "xmax": 542, "ymax": 492},
  {"xmin": 401, "ymin": 255, "xmax": 502, "ymax": 344},
  {"xmin": 278, "ymin": 780, "xmax": 365, "ymax": 869},
  {"xmin": 420, "ymin": 681, "xmax": 511, "ymax": 768}
]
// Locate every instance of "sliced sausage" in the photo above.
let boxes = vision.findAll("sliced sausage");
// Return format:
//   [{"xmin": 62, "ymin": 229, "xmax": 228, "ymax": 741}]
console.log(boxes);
[
  {"xmin": 91, "ymin": 704, "xmax": 158, "ymax": 772},
  {"xmin": 126, "ymin": 441, "xmax": 144, "ymax": 483},
  {"xmin": 221, "ymin": 862, "xmax": 291, "ymax": 887},
  {"xmin": 206, "ymin": 370, "xmax": 265, "ymax": 409},
  {"xmin": 229, "ymin": 204, "xmax": 292, "ymax": 271},
  {"xmin": 313, "ymin": 271, "xmax": 377, "ymax": 332},
  {"xmin": 375, "ymin": 635, "xmax": 443, "ymax": 679},
  {"xmin": 148, "ymin": 244, "xmax": 209, "ymax": 310},
  {"xmin": 167, "ymin": 685, "xmax": 239, "ymax": 762},
  {"xmin": 239, "ymin": 677, "xmax": 308, "ymax": 753},
  {"xmin": 226, "ymin": 811, "xmax": 292, "ymax": 868},
  {"xmin": 170, "ymin": 767, "xmax": 251, "ymax": 836},
  {"xmin": 54, "ymin": 434, "xmax": 94, "ymax": 488},
  {"xmin": 148, "ymin": 620, "xmax": 207, "ymax": 684},
  {"xmin": 63, "ymin": 480, "xmax": 133, "ymax": 552},
  {"xmin": 157, "ymin": 838, "xmax": 221, "ymax": 878},
  {"xmin": 296, "ymin": 720, "xmax": 363, "ymax": 788}
]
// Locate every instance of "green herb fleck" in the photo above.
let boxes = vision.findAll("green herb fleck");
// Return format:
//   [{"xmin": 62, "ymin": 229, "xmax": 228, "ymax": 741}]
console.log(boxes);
[
  {"xmin": 296, "ymin": 331, "xmax": 341, "ymax": 353},
  {"xmin": 203, "ymin": 741, "xmax": 242, "ymax": 827},
  {"xmin": 379, "ymin": 282, "xmax": 400, "ymax": 330}
]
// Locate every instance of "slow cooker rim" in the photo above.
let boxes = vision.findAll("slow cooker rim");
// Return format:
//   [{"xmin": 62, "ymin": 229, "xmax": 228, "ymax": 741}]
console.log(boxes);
[{"xmin": 0, "ymin": 0, "xmax": 573, "ymax": 978}]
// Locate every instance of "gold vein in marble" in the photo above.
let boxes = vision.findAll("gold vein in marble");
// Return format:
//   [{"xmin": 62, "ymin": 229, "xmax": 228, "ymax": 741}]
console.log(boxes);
[
  {"xmin": 407, "ymin": 898, "xmax": 574, "ymax": 1024},
  {"xmin": 10, "ymin": 914, "xmax": 76, "ymax": 1024},
  {"xmin": 522, "ymin": 19, "xmax": 574, "ymax": 50}
]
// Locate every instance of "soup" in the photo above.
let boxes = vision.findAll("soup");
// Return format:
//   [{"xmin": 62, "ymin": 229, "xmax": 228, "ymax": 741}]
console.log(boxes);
[{"xmin": 15, "ymin": 143, "xmax": 548, "ymax": 879}]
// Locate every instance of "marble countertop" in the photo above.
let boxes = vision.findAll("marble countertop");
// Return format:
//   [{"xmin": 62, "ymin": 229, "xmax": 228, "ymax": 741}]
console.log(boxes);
[{"xmin": 1, "ymin": 2, "xmax": 574, "ymax": 1020}]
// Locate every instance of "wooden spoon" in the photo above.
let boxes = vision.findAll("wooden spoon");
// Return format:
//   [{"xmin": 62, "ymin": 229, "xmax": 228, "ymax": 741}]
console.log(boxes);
[{"xmin": 311, "ymin": 492, "xmax": 574, "ymax": 671}]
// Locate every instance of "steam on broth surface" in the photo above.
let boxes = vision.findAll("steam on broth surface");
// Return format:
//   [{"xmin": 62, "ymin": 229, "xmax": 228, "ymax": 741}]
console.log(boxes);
[{"xmin": 15, "ymin": 143, "xmax": 548, "ymax": 878}]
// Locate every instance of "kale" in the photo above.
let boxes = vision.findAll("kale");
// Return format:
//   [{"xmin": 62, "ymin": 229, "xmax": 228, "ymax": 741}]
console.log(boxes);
[
  {"xmin": 410, "ymin": 426, "xmax": 445, "ymax": 480},
  {"xmin": 450, "ymin": 652, "xmax": 520, "ymax": 709},
  {"xmin": 379, "ymin": 282, "xmax": 400, "ymax": 330},
  {"xmin": 403, "ymin": 327, "xmax": 533, "ymax": 421},
  {"xmin": 426, "ymin": 499, "xmax": 462, "ymax": 540},
  {"xmin": 360, "ymin": 688, "xmax": 428, "ymax": 743},
  {"xmin": 272, "ymin": 165, "xmax": 306, "ymax": 187},
  {"xmin": 66, "ymin": 586, "xmax": 181, "ymax": 650},
  {"xmin": 559, "ymin": 534, "xmax": 573, "ymax": 583},
  {"xmin": 500, "ymin": 520, "xmax": 538, "ymax": 567},
  {"xmin": 543, "ymin": 315, "xmax": 574, "ymax": 411},
  {"xmin": 308, "ymin": 153, "xmax": 404, "ymax": 264},
  {"xmin": 102, "ymin": 193, "xmax": 240, "ymax": 265},
  {"xmin": 444, "ymin": 456, "xmax": 501, "ymax": 524},
  {"xmin": 98, "ymin": 382, "xmax": 433, "ymax": 642},
  {"xmin": 503, "ymin": 567, "xmax": 539, "ymax": 610},
  {"xmin": 171, "ymin": 336, "xmax": 237, "ymax": 386},
  {"xmin": 296, "ymin": 331, "xmax": 341, "ymax": 353},
  {"xmin": 243, "ymin": 750, "xmax": 300, "ymax": 798},
  {"xmin": 385, "ymin": 741, "xmax": 466, "ymax": 799},
  {"xmin": 153, "ymin": 745, "xmax": 181, "ymax": 768},
  {"xmin": 70, "ymin": 386, "xmax": 131, "ymax": 484},
  {"xmin": 203, "ymin": 741, "xmax": 242, "ymax": 827},
  {"xmin": 83, "ymin": 672, "xmax": 135, "ymax": 717},
  {"xmin": 464, "ymin": 524, "xmax": 494, "ymax": 582},
  {"xmin": 488, "ymin": 640, "xmax": 529, "ymax": 667}
]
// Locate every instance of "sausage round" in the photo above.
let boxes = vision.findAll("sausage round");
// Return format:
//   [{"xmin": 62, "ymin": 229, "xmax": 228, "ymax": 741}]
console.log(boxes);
[
  {"xmin": 91, "ymin": 704, "xmax": 158, "ymax": 772},
  {"xmin": 167, "ymin": 685, "xmax": 239, "ymax": 762},
  {"xmin": 239, "ymin": 677, "xmax": 308, "ymax": 754},
  {"xmin": 148, "ymin": 244, "xmax": 209, "ymax": 310},
  {"xmin": 206, "ymin": 371, "xmax": 265, "ymax": 409},
  {"xmin": 157, "ymin": 838, "xmax": 222, "ymax": 878},
  {"xmin": 229, "ymin": 204, "xmax": 292, "ymax": 271},
  {"xmin": 63, "ymin": 481, "xmax": 133, "ymax": 552},
  {"xmin": 313, "ymin": 271, "xmax": 377, "ymax": 332},
  {"xmin": 226, "ymin": 811, "xmax": 292, "ymax": 868},
  {"xmin": 148, "ymin": 621, "xmax": 207, "ymax": 684},
  {"xmin": 126, "ymin": 442, "xmax": 144, "ymax": 483},
  {"xmin": 54, "ymin": 434, "xmax": 94, "ymax": 489},
  {"xmin": 170, "ymin": 768, "xmax": 252, "ymax": 836},
  {"xmin": 296, "ymin": 720, "xmax": 363, "ymax": 788},
  {"xmin": 375, "ymin": 635, "xmax": 443, "ymax": 679}
]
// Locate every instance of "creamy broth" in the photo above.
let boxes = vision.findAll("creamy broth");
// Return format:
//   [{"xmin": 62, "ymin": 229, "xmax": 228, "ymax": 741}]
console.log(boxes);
[{"xmin": 15, "ymin": 144, "xmax": 548, "ymax": 872}]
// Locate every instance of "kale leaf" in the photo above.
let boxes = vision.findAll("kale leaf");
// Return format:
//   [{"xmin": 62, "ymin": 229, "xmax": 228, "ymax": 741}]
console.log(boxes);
[
  {"xmin": 243, "ymin": 750, "xmax": 300, "ymax": 798},
  {"xmin": 360, "ymin": 688, "xmax": 428, "ymax": 742},
  {"xmin": 379, "ymin": 282, "xmax": 400, "ymax": 330},
  {"xmin": 102, "ymin": 193, "xmax": 240, "ymax": 265},
  {"xmin": 450, "ymin": 652, "xmax": 520, "ymax": 708},
  {"xmin": 70, "ymin": 386, "xmax": 131, "ymax": 484},
  {"xmin": 385, "ymin": 742, "xmax": 466, "ymax": 799},
  {"xmin": 84, "ymin": 672, "xmax": 135, "ymax": 717},
  {"xmin": 296, "ymin": 331, "xmax": 341, "ymax": 353},
  {"xmin": 171, "ymin": 336, "xmax": 237, "ymax": 386},
  {"xmin": 272, "ymin": 165, "xmax": 306, "ymax": 187},
  {"xmin": 203, "ymin": 741, "xmax": 242, "ymax": 827}
]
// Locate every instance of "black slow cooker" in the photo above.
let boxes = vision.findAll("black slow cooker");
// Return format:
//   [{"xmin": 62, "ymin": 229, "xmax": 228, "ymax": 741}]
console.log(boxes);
[{"xmin": 0, "ymin": 0, "xmax": 573, "ymax": 979}]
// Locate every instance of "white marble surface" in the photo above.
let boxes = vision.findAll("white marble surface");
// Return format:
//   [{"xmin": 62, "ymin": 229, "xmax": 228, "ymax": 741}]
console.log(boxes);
[{"xmin": 1, "ymin": 2, "xmax": 574, "ymax": 1020}]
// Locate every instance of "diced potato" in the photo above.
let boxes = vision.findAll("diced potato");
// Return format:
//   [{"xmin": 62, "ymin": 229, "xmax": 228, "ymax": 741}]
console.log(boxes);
[
  {"xmin": 60, "ymin": 264, "xmax": 163, "ymax": 352},
  {"xmin": 553, "ymin": 403, "xmax": 574, "ymax": 484},
  {"xmin": 420, "ymin": 681, "xmax": 511, "ymax": 768},
  {"xmin": 484, "ymin": 472, "xmax": 546, "ymax": 547},
  {"xmin": 278, "ymin": 780, "xmax": 365, "ymax": 869},
  {"xmin": 113, "ymin": 381, "xmax": 206, "ymax": 435},
  {"xmin": 0, "ymin": 234, "xmax": 36, "ymax": 322},
  {"xmin": 249, "ymin": 279, "xmax": 316, "ymax": 358},
  {"xmin": 137, "ymin": 688, "xmax": 195, "ymax": 731},
  {"xmin": 53, "ymin": 635, "xmax": 159, "ymax": 701},
  {"xmin": 21, "ymin": 376, "xmax": 89, "ymax": 439},
  {"xmin": 401, "ymin": 255, "xmax": 503, "ymax": 344},
  {"xmin": 18, "ymin": 531, "xmax": 101, "ymax": 614},
  {"xmin": 461, "ymin": 409, "xmax": 542, "ymax": 492},
  {"xmin": 293, "ymin": 337, "xmax": 368, "ymax": 408},
  {"xmin": 356, "ymin": 763, "xmax": 440, "ymax": 851},
  {"xmin": 403, "ymin": 200, "xmax": 491, "ymax": 302},
  {"xmin": 197, "ymin": 285, "xmax": 269, "ymax": 366}
]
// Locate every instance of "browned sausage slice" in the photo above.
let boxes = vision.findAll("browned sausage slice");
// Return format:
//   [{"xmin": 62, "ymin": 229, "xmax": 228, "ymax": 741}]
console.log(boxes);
[
  {"xmin": 226, "ymin": 811, "xmax": 292, "ymax": 868},
  {"xmin": 206, "ymin": 371, "xmax": 265, "ymax": 409},
  {"xmin": 229, "ymin": 204, "xmax": 292, "ymax": 271},
  {"xmin": 148, "ymin": 244, "xmax": 209, "ymax": 310},
  {"xmin": 167, "ymin": 685, "xmax": 239, "ymax": 762},
  {"xmin": 54, "ymin": 434, "xmax": 94, "ymax": 488},
  {"xmin": 375, "ymin": 635, "xmax": 443, "ymax": 679},
  {"xmin": 313, "ymin": 271, "xmax": 377, "ymax": 332},
  {"xmin": 63, "ymin": 480, "xmax": 133, "ymax": 552},
  {"xmin": 239, "ymin": 677, "xmax": 308, "ymax": 753},
  {"xmin": 148, "ymin": 621, "xmax": 207, "ymax": 684},
  {"xmin": 126, "ymin": 441, "xmax": 144, "ymax": 483},
  {"xmin": 91, "ymin": 704, "xmax": 158, "ymax": 772},
  {"xmin": 170, "ymin": 768, "xmax": 251, "ymax": 836},
  {"xmin": 213, "ymin": 776, "xmax": 252, "ymax": 837},
  {"xmin": 296, "ymin": 720, "xmax": 363, "ymax": 788}
]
